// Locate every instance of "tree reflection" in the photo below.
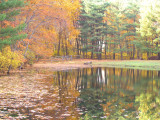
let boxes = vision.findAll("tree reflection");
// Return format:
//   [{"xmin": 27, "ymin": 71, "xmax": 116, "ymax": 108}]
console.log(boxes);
[
  {"xmin": 2, "ymin": 68, "xmax": 160, "ymax": 119},
  {"xmin": 79, "ymin": 88, "xmax": 105, "ymax": 119},
  {"xmin": 53, "ymin": 67, "xmax": 160, "ymax": 119},
  {"xmin": 76, "ymin": 68, "xmax": 160, "ymax": 119},
  {"xmin": 136, "ymin": 88, "xmax": 160, "ymax": 120}
]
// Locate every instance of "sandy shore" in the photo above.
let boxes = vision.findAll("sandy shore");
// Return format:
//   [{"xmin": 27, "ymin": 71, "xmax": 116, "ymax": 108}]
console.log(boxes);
[{"xmin": 32, "ymin": 59, "xmax": 94, "ymax": 71}]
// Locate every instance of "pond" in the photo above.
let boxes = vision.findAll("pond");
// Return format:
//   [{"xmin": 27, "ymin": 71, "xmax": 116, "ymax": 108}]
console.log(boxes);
[{"xmin": 0, "ymin": 67, "xmax": 160, "ymax": 119}]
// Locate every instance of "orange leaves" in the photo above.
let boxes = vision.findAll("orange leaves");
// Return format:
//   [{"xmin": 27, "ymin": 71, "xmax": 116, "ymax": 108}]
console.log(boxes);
[
  {"xmin": 16, "ymin": 38, "xmax": 32, "ymax": 51},
  {"xmin": 3, "ymin": 21, "xmax": 11, "ymax": 27},
  {"xmin": 23, "ymin": 38, "xmax": 31, "ymax": 43},
  {"xmin": 29, "ymin": 27, "xmax": 57, "ymax": 57},
  {"xmin": 17, "ymin": 42, "xmax": 26, "ymax": 49},
  {"xmin": 15, "ymin": 0, "xmax": 81, "ymax": 58},
  {"xmin": 1, "ymin": 20, "xmax": 17, "ymax": 28}
]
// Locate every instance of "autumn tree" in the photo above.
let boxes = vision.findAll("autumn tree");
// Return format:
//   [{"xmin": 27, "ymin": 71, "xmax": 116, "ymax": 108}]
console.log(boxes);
[
  {"xmin": 16, "ymin": 0, "xmax": 80, "ymax": 59},
  {"xmin": 137, "ymin": 0, "xmax": 160, "ymax": 59}
]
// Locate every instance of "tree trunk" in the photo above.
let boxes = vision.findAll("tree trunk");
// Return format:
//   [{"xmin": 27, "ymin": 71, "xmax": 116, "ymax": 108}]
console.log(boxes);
[
  {"xmin": 120, "ymin": 45, "xmax": 123, "ymax": 60},
  {"xmin": 113, "ymin": 40, "xmax": 116, "ymax": 59},
  {"xmin": 147, "ymin": 52, "xmax": 149, "ymax": 60},
  {"xmin": 137, "ymin": 50, "xmax": 139, "ymax": 59},
  {"xmin": 83, "ymin": 51, "xmax": 85, "ymax": 59},
  {"xmin": 57, "ymin": 31, "xmax": 61, "ymax": 56},
  {"xmin": 7, "ymin": 65, "xmax": 12, "ymax": 75},
  {"xmin": 65, "ymin": 34, "xmax": 68, "ymax": 56},
  {"xmin": 105, "ymin": 44, "xmax": 107, "ymax": 59},
  {"xmin": 133, "ymin": 44, "xmax": 135, "ymax": 59},
  {"xmin": 158, "ymin": 53, "xmax": 160, "ymax": 60},
  {"xmin": 113, "ymin": 53, "xmax": 115, "ymax": 60},
  {"xmin": 76, "ymin": 38, "xmax": 79, "ymax": 55},
  {"xmin": 121, "ymin": 52, "xmax": 123, "ymax": 60},
  {"xmin": 91, "ymin": 51, "xmax": 93, "ymax": 59}
]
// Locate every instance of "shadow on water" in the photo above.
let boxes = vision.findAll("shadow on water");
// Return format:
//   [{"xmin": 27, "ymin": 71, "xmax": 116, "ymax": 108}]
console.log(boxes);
[{"xmin": 1, "ymin": 67, "xmax": 160, "ymax": 119}]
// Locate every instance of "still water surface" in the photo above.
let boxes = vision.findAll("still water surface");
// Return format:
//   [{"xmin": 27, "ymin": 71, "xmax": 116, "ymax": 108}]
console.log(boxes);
[{"xmin": 0, "ymin": 67, "xmax": 160, "ymax": 119}]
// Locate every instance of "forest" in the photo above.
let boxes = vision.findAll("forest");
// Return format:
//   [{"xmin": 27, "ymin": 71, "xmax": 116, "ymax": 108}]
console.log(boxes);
[
  {"xmin": 1, "ymin": 0, "xmax": 160, "ymax": 119},
  {"xmin": 0, "ymin": 0, "xmax": 160, "ymax": 73}
]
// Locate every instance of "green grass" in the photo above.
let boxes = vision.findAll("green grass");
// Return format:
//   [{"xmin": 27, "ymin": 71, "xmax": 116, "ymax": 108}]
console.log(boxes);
[{"xmin": 93, "ymin": 61, "xmax": 160, "ymax": 70}]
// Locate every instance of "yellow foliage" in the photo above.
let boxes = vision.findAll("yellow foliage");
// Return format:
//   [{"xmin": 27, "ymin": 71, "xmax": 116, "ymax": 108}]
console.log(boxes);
[
  {"xmin": 0, "ymin": 53, "xmax": 9, "ymax": 72},
  {"xmin": 142, "ymin": 53, "xmax": 148, "ymax": 60},
  {"xmin": 25, "ymin": 50, "xmax": 36, "ymax": 65},
  {"xmin": 123, "ymin": 53, "xmax": 128, "ymax": 57},
  {"xmin": 0, "ymin": 46, "xmax": 23, "ymax": 72}
]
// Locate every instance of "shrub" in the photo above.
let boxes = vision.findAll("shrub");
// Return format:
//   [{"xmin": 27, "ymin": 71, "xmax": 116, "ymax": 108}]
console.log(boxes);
[
  {"xmin": 0, "ymin": 46, "xmax": 23, "ymax": 73},
  {"xmin": 25, "ymin": 50, "xmax": 36, "ymax": 65}
]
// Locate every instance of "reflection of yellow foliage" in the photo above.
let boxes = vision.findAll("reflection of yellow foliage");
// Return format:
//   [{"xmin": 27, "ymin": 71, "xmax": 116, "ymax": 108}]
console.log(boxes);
[
  {"xmin": 136, "ymin": 92, "xmax": 160, "ymax": 120},
  {"xmin": 153, "ymin": 80, "xmax": 156, "ymax": 85}
]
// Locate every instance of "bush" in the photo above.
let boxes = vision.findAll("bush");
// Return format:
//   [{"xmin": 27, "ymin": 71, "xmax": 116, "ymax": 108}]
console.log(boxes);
[
  {"xmin": 25, "ymin": 50, "xmax": 36, "ymax": 65},
  {"xmin": 0, "ymin": 46, "xmax": 23, "ymax": 73}
]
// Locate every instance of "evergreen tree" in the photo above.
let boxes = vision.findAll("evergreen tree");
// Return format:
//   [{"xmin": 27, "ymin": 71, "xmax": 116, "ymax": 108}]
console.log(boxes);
[
  {"xmin": 105, "ymin": 1, "xmax": 140, "ymax": 60},
  {"xmin": 123, "ymin": 1, "xmax": 139, "ymax": 59},
  {"xmin": 106, "ymin": 2, "xmax": 125, "ymax": 60},
  {"xmin": 79, "ymin": 0, "xmax": 109, "ymax": 59},
  {"xmin": 0, "ymin": 0, "xmax": 26, "ymax": 50}
]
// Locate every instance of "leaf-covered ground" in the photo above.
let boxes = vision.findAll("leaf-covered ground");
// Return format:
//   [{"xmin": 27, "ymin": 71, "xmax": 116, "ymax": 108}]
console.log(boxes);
[{"xmin": 0, "ymin": 70, "xmax": 82, "ymax": 119}]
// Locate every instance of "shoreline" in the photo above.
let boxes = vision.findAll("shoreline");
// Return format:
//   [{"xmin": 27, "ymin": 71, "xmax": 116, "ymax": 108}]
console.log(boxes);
[
  {"xmin": 4, "ymin": 59, "xmax": 160, "ymax": 75},
  {"xmin": 32, "ymin": 59, "xmax": 160, "ymax": 71}
]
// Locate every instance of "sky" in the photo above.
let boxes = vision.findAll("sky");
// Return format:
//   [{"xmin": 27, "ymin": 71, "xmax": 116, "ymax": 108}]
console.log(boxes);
[
  {"xmin": 84, "ymin": 0, "xmax": 156, "ymax": 10},
  {"xmin": 108, "ymin": 0, "xmax": 154, "ymax": 8}
]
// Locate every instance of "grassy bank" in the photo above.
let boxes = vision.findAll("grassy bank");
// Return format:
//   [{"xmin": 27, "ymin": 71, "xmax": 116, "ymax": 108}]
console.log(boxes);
[
  {"xmin": 93, "ymin": 60, "xmax": 160, "ymax": 70},
  {"xmin": 33, "ymin": 59, "xmax": 160, "ymax": 71}
]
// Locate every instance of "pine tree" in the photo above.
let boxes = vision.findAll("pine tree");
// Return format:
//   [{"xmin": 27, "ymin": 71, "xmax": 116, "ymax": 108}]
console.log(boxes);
[
  {"xmin": 106, "ymin": 2, "xmax": 125, "ymax": 60},
  {"xmin": 123, "ymin": 1, "xmax": 139, "ymax": 59},
  {"xmin": 79, "ymin": 0, "xmax": 109, "ymax": 59},
  {"xmin": 105, "ymin": 1, "xmax": 140, "ymax": 60},
  {"xmin": 0, "ymin": 0, "xmax": 27, "ymax": 50}
]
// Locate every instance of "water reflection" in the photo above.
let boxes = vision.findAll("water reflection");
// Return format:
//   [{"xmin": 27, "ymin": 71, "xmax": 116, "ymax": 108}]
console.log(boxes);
[
  {"xmin": 0, "ymin": 68, "xmax": 160, "ymax": 119},
  {"xmin": 54, "ymin": 68, "xmax": 160, "ymax": 119}
]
